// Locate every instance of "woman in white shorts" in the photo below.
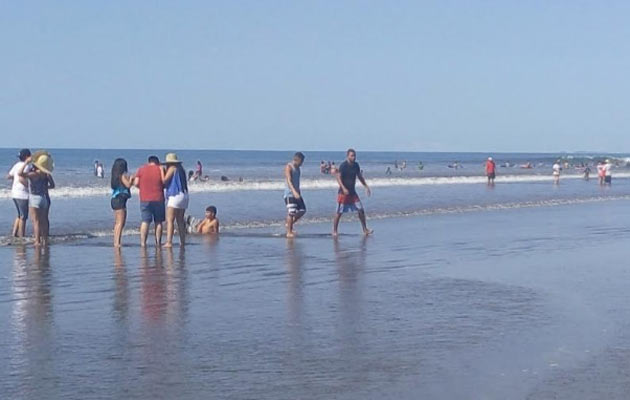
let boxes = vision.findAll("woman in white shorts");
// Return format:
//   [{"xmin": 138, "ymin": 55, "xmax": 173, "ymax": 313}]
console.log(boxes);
[
  {"xmin": 162, "ymin": 153, "xmax": 189, "ymax": 247},
  {"xmin": 19, "ymin": 151, "xmax": 55, "ymax": 246}
]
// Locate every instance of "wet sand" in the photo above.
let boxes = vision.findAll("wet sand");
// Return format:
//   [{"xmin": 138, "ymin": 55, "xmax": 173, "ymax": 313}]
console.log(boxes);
[{"xmin": 2, "ymin": 201, "xmax": 630, "ymax": 399}]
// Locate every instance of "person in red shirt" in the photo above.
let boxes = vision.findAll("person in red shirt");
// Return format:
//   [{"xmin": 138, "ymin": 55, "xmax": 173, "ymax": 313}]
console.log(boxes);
[
  {"xmin": 134, "ymin": 156, "xmax": 165, "ymax": 247},
  {"xmin": 485, "ymin": 157, "xmax": 496, "ymax": 185}
]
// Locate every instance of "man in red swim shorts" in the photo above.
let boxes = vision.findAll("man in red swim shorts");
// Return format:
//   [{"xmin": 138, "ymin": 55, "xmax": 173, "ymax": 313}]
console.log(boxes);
[{"xmin": 332, "ymin": 148, "xmax": 373, "ymax": 237}]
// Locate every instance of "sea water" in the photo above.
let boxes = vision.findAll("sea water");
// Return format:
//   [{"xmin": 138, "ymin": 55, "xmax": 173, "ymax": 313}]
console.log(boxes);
[{"xmin": 1, "ymin": 148, "xmax": 629, "ymax": 241}]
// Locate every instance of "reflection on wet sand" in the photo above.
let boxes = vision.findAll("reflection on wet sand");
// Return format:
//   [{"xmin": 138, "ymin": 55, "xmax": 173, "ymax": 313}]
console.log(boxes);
[
  {"xmin": 285, "ymin": 240, "xmax": 304, "ymax": 330},
  {"xmin": 139, "ymin": 247, "xmax": 189, "ymax": 324},
  {"xmin": 10, "ymin": 246, "xmax": 55, "ymax": 399},
  {"xmin": 113, "ymin": 248, "xmax": 129, "ymax": 323},
  {"xmin": 136, "ymin": 247, "xmax": 191, "ymax": 398},
  {"xmin": 334, "ymin": 237, "xmax": 367, "ymax": 352},
  {"xmin": 140, "ymin": 248, "xmax": 167, "ymax": 323}
]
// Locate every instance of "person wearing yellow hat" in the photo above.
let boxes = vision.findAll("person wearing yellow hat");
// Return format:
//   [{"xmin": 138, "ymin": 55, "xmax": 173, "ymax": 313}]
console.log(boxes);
[
  {"xmin": 162, "ymin": 153, "xmax": 189, "ymax": 248},
  {"xmin": 18, "ymin": 151, "xmax": 55, "ymax": 246}
]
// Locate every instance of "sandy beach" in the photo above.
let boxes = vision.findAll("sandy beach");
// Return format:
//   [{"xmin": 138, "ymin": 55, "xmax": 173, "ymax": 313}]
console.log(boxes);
[{"xmin": 2, "ymin": 199, "xmax": 630, "ymax": 399}]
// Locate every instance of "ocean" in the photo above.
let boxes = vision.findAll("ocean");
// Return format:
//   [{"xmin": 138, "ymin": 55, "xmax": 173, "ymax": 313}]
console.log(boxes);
[{"xmin": 1, "ymin": 148, "xmax": 628, "ymax": 241}]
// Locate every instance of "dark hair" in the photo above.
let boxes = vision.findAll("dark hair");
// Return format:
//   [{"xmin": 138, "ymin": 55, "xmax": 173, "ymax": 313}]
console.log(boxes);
[
  {"xmin": 206, "ymin": 206, "xmax": 217, "ymax": 214},
  {"xmin": 18, "ymin": 149, "xmax": 31, "ymax": 161},
  {"xmin": 111, "ymin": 158, "xmax": 128, "ymax": 189},
  {"xmin": 294, "ymin": 152, "xmax": 305, "ymax": 161},
  {"xmin": 175, "ymin": 163, "xmax": 188, "ymax": 193},
  {"xmin": 347, "ymin": 148, "xmax": 356, "ymax": 155},
  {"xmin": 148, "ymin": 155, "xmax": 160, "ymax": 164}
]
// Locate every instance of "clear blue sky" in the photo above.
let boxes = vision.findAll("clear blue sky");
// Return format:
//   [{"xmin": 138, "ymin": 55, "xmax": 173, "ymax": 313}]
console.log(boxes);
[{"xmin": 1, "ymin": 1, "xmax": 629, "ymax": 152}]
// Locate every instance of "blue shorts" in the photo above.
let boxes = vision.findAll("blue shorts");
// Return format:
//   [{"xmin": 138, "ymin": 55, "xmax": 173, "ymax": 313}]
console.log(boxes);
[
  {"xmin": 13, "ymin": 198, "xmax": 29, "ymax": 220},
  {"xmin": 140, "ymin": 201, "xmax": 166, "ymax": 224}
]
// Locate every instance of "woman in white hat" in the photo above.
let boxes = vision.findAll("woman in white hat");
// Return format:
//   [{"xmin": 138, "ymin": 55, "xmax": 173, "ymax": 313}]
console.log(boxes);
[
  {"xmin": 19, "ymin": 151, "xmax": 55, "ymax": 246},
  {"xmin": 162, "ymin": 153, "xmax": 189, "ymax": 247}
]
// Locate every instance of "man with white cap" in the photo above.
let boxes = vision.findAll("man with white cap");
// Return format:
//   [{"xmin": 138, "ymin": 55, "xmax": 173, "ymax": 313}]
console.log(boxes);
[
  {"xmin": 485, "ymin": 157, "xmax": 496, "ymax": 185},
  {"xmin": 604, "ymin": 159, "xmax": 613, "ymax": 184}
]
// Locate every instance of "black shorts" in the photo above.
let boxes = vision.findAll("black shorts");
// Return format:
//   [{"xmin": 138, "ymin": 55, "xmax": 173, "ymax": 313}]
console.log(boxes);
[
  {"xmin": 285, "ymin": 197, "xmax": 306, "ymax": 216},
  {"xmin": 605, "ymin": 176, "xmax": 612, "ymax": 184},
  {"xmin": 111, "ymin": 195, "xmax": 129, "ymax": 211},
  {"xmin": 487, "ymin": 173, "xmax": 496, "ymax": 179}
]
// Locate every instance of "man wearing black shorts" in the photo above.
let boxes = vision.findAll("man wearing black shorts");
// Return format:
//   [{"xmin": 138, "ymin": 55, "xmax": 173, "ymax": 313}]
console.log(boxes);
[{"xmin": 284, "ymin": 152, "xmax": 306, "ymax": 238}]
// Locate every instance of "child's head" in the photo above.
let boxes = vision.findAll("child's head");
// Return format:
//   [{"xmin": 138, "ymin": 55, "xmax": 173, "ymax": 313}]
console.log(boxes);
[{"xmin": 205, "ymin": 206, "xmax": 217, "ymax": 218}]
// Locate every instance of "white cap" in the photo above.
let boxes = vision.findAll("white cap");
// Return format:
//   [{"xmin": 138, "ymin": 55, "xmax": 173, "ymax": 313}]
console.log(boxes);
[{"xmin": 488, "ymin": 157, "xmax": 493, "ymax": 161}]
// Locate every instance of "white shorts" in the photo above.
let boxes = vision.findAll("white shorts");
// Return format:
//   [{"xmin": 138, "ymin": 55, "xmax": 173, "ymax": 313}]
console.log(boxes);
[
  {"xmin": 29, "ymin": 194, "xmax": 50, "ymax": 209},
  {"xmin": 166, "ymin": 192, "xmax": 189, "ymax": 209}
]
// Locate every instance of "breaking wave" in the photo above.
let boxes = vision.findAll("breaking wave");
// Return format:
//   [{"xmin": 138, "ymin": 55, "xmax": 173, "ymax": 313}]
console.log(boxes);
[{"xmin": 3, "ymin": 172, "xmax": 629, "ymax": 200}]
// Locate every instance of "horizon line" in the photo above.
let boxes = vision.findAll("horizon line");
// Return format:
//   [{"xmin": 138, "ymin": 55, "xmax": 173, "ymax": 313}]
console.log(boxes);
[{"xmin": 0, "ymin": 146, "xmax": 620, "ymax": 155}]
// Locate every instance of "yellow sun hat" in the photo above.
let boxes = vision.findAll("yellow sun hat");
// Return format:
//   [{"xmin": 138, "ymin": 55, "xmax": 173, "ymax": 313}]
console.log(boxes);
[
  {"xmin": 164, "ymin": 153, "xmax": 183, "ymax": 164},
  {"xmin": 32, "ymin": 150, "xmax": 54, "ymax": 174}
]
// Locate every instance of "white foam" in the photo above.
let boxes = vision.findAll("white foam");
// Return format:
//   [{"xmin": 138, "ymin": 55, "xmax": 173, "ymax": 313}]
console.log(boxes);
[{"xmin": 2, "ymin": 172, "xmax": 630, "ymax": 199}]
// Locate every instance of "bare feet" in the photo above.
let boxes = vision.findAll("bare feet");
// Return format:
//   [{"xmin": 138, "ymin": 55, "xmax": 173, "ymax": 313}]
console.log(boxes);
[
  {"xmin": 332, "ymin": 231, "xmax": 338, "ymax": 237},
  {"xmin": 286, "ymin": 232, "xmax": 295, "ymax": 238},
  {"xmin": 363, "ymin": 229, "xmax": 374, "ymax": 236},
  {"xmin": 163, "ymin": 242, "xmax": 173, "ymax": 248}
]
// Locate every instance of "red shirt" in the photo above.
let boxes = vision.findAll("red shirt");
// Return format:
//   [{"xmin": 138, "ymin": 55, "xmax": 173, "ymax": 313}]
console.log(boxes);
[
  {"xmin": 485, "ymin": 161, "xmax": 496, "ymax": 174},
  {"xmin": 136, "ymin": 164, "xmax": 164, "ymax": 202}
]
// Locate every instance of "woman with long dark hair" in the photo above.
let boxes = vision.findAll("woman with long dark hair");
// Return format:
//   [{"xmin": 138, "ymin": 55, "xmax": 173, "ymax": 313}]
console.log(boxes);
[
  {"xmin": 111, "ymin": 158, "xmax": 134, "ymax": 247},
  {"xmin": 162, "ymin": 153, "xmax": 189, "ymax": 248}
]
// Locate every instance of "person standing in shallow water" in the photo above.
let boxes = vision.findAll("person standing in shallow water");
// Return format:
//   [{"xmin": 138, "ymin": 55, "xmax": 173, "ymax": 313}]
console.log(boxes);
[
  {"xmin": 19, "ymin": 151, "xmax": 55, "ymax": 246},
  {"xmin": 163, "ymin": 153, "xmax": 189, "ymax": 248},
  {"xmin": 135, "ymin": 156, "xmax": 165, "ymax": 247},
  {"xmin": 552, "ymin": 160, "xmax": 561, "ymax": 184},
  {"xmin": 284, "ymin": 152, "xmax": 306, "ymax": 238},
  {"xmin": 6, "ymin": 149, "xmax": 31, "ymax": 237},
  {"xmin": 110, "ymin": 158, "xmax": 134, "ymax": 248},
  {"xmin": 485, "ymin": 157, "xmax": 496, "ymax": 185},
  {"xmin": 333, "ymin": 148, "xmax": 373, "ymax": 237},
  {"xmin": 603, "ymin": 159, "xmax": 613, "ymax": 185}
]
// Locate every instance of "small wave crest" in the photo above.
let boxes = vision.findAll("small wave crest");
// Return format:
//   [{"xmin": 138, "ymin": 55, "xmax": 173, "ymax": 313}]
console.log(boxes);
[{"xmin": 3, "ymin": 172, "xmax": 630, "ymax": 200}]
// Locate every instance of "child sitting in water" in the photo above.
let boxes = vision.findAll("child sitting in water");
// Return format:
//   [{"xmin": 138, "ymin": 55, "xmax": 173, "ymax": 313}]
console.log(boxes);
[{"xmin": 187, "ymin": 206, "xmax": 220, "ymax": 234}]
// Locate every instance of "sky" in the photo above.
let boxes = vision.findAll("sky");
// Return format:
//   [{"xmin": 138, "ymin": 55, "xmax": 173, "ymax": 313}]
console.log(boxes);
[{"xmin": 1, "ymin": 1, "xmax": 630, "ymax": 152}]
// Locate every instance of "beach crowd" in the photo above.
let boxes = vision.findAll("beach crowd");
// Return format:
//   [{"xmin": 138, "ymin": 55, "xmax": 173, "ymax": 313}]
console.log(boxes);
[
  {"xmin": 6, "ymin": 148, "xmax": 373, "ymax": 247},
  {"xmin": 6, "ymin": 149, "xmax": 617, "ymax": 247}
]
